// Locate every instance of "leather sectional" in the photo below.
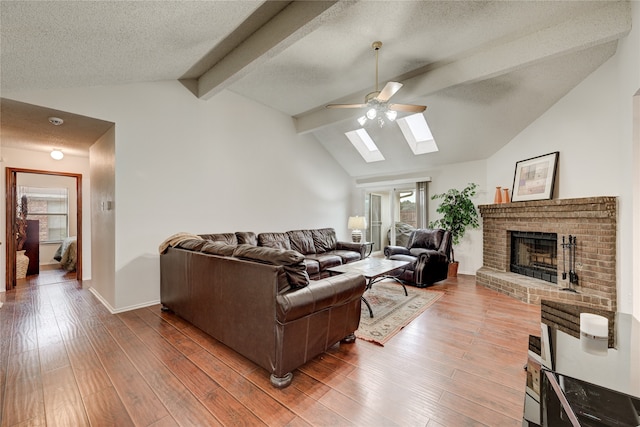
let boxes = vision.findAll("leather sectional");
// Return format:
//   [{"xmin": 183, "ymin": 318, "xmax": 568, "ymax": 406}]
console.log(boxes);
[
  {"xmin": 200, "ymin": 228, "xmax": 367, "ymax": 279},
  {"xmin": 159, "ymin": 228, "xmax": 367, "ymax": 388}
]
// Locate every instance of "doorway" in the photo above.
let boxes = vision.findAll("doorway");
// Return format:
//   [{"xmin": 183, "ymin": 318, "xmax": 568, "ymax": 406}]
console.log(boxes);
[{"xmin": 5, "ymin": 167, "xmax": 82, "ymax": 290}]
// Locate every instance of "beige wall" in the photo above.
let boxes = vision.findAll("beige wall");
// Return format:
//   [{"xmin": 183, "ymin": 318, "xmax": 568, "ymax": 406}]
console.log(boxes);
[{"xmin": 89, "ymin": 126, "xmax": 116, "ymax": 309}]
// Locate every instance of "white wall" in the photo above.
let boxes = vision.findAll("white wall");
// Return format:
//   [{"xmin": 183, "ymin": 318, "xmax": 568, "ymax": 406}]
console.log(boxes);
[
  {"xmin": 0, "ymin": 148, "xmax": 92, "ymax": 290},
  {"xmin": 426, "ymin": 160, "xmax": 487, "ymax": 275},
  {"xmin": 486, "ymin": 2, "xmax": 640, "ymax": 314},
  {"xmin": 5, "ymin": 82, "xmax": 353, "ymax": 310}
]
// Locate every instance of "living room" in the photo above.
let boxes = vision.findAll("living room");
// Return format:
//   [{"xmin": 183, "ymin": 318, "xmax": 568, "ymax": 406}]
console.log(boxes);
[
  {"xmin": 1, "ymin": 2, "xmax": 639, "ymax": 425},
  {"xmin": 1, "ymin": 1, "xmax": 638, "ymax": 318}
]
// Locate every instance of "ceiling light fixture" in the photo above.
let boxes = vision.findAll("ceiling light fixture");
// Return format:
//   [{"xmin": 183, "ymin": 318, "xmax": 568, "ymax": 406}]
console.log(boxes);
[
  {"xmin": 328, "ymin": 41, "xmax": 426, "ymax": 128},
  {"xmin": 50, "ymin": 149, "xmax": 64, "ymax": 160},
  {"xmin": 48, "ymin": 116, "xmax": 64, "ymax": 126}
]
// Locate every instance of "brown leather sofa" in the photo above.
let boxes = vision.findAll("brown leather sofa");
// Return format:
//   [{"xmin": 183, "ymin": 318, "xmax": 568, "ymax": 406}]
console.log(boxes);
[
  {"xmin": 384, "ymin": 228, "xmax": 452, "ymax": 287},
  {"xmin": 160, "ymin": 238, "xmax": 366, "ymax": 388},
  {"xmin": 200, "ymin": 228, "xmax": 366, "ymax": 279}
]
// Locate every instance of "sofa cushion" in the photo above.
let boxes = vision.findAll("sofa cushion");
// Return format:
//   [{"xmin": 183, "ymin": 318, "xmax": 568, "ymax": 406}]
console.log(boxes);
[
  {"xmin": 409, "ymin": 229, "xmax": 444, "ymax": 251},
  {"xmin": 388, "ymin": 253, "xmax": 418, "ymax": 270},
  {"xmin": 305, "ymin": 253, "xmax": 342, "ymax": 270},
  {"xmin": 258, "ymin": 232, "xmax": 292, "ymax": 250},
  {"xmin": 312, "ymin": 228, "xmax": 337, "ymax": 253},
  {"xmin": 330, "ymin": 249, "xmax": 361, "ymax": 264},
  {"xmin": 303, "ymin": 259, "xmax": 320, "ymax": 277},
  {"xmin": 201, "ymin": 241, "xmax": 236, "ymax": 256},
  {"xmin": 176, "ymin": 238, "xmax": 209, "ymax": 251},
  {"xmin": 287, "ymin": 230, "xmax": 316, "ymax": 255},
  {"xmin": 236, "ymin": 231, "xmax": 257, "ymax": 246},
  {"xmin": 199, "ymin": 233, "xmax": 238, "ymax": 245},
  {"xmin": 233, "ymin": 244, "xmax": 309, "ymax": 289},
  {"xmin": 233, "ymin": 244, "xmax": 303, "ymax": 265}
]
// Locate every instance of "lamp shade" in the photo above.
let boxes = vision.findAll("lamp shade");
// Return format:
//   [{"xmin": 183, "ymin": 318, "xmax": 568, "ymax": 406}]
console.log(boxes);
[{"xmin": 348, "ymin": 216, "xmax": 367, "ymax": 230}]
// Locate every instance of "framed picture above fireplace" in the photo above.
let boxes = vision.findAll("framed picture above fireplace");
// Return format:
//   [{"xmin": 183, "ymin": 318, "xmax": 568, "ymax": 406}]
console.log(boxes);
[{"xmin": 511, "ymin": 151, "xmax": 559, "ymax": 202}]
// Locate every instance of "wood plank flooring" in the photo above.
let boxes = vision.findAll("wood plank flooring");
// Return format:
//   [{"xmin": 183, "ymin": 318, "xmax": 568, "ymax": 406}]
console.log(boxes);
[{"xmin": 0, "ymin": 270, "xmax": 540, "ymax": 426}]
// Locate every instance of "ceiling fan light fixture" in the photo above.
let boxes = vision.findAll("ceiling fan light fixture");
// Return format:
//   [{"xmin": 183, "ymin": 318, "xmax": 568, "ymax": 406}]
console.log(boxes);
[
  {"xmin": 326, "ymin": 41, "xmax": 427, "ymax": 128},
  {"xmin": 385, "ymin": 110, "xmax": 397, "ymax": 121},
  {"xmin": 50, "ymin": 149, "xmax": 64, "ymax": 160}
]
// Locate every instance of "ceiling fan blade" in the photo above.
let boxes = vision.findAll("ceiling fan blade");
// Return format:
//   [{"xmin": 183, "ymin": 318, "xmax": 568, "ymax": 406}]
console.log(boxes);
[
  {"xmin": 375, "ymin": 82, "xmax": 403, "ymax": 102},
  {"xmin": 326, "ymin": 103, "xmax": 367, "ymax": 109},
  {"xmin": 389, "ymin": 103, "xmax": 427, "ymax": 113}
]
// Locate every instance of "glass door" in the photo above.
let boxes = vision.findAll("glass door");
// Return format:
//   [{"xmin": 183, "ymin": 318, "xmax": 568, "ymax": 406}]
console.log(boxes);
[
  {"xmin": 367, "ymin": 193, "xmax": 382, "ymax": 251},
  {"xmin": 393, "ymin": 188, "xmax": 417, "ymax": 247}
]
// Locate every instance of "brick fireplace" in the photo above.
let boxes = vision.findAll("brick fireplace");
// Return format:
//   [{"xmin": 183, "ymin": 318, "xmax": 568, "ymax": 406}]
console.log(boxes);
[{"xmin": 476, "ymin": 196, "xmax": 617, "ymax": 311}]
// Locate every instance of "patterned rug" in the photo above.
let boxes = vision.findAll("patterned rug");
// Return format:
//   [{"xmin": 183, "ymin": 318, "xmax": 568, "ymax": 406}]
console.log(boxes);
[{"xmin": 355, "ymin": 280, "xmax": 443, "ymax": 346}]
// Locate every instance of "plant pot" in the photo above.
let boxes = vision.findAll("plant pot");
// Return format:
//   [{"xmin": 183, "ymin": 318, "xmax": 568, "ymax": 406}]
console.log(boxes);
[
  {"xmin": 448, "ymin": 261, "xmax": 459, "ymax": 278},
  {"xmin": 16, "ymin": 250, "xmax": 29, "ymax": 279}
]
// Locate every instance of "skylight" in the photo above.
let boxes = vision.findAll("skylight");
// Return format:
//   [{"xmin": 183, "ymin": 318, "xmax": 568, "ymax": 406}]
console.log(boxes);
[
  {"xmin": 345, "ymin": 129, "xmax": 385, "ymax": 163},
  {"xmin": 397, "ymin": 113, "xmax": 438, "ymax": 155}
]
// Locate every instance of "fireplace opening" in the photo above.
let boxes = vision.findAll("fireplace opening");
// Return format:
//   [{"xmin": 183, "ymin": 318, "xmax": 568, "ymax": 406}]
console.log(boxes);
[{"xmin": 510, "ymin": 231, "xmax": 557, "ymax": 284}]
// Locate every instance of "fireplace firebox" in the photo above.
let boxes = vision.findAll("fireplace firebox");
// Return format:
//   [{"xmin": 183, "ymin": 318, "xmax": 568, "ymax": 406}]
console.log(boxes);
[{"xmin": 510, "ymin": 231, "xmax": 557, "ymax": 284}]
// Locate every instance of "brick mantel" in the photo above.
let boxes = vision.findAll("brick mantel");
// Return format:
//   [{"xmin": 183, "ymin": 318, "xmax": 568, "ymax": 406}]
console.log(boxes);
[{"xmin": 477, "ymin": 196, "xmax": 617, "ymax": 311}]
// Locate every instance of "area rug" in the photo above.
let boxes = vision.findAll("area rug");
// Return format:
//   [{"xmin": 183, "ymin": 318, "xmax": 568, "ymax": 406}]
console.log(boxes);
[{"xmin": 355, "ymin": 280, "xmax": 443, "ymax": 346}]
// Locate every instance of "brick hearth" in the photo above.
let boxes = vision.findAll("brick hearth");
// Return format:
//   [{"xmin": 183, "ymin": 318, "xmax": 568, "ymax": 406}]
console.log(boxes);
[{"xmin": 476, "ymin": 196, "xmax": 617, "ymax": 311}]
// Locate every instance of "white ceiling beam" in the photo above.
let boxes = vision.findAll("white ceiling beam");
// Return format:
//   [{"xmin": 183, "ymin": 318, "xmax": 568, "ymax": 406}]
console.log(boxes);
[
  {"xmin": 295, "ymin": 1, "xmax": 631, "ymax": 134},
  {"xmin": 197, "ymin": 1, "xmax": 354, "ymax": 100}
]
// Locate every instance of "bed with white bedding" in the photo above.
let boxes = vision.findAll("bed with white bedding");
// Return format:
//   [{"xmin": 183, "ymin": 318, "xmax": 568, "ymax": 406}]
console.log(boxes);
[{"xmin": 53, "ymin": 236, "xmax": 77, "ymax": 271}]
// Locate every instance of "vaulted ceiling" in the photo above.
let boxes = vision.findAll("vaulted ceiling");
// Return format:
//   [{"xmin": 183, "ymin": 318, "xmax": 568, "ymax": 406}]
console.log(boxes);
[{"xmin": 0, "ymin": 1, "xmax": 632, "ymax": 178}]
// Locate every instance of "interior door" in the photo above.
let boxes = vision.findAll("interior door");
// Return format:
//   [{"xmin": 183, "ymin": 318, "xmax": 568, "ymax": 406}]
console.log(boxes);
[{"xmin": 5, "ymin": 168, "xmax": 82, "ymax": 290}]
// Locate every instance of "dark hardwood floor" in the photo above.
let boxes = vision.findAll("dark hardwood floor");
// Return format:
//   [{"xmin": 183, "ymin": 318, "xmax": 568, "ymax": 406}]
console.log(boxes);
[{"xmin": 0, "ymin": 269, "xmax": 540, "ymax": 426}]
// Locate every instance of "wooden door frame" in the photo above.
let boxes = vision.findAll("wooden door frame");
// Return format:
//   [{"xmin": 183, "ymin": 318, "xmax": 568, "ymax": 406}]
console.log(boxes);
[{"xmin": 5, "ymin": 168, "xmax": 82, "ymax": 290}]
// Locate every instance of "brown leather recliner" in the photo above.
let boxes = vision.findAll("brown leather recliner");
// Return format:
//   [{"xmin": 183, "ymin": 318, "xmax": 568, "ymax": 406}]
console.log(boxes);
[{"xmin": 384, "ymin": 228, "xmax": 452, "ymax": 287}]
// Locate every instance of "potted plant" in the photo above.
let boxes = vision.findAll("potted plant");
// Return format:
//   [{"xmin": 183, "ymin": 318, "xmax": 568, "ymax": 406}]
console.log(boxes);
[{"xmin": 429, "ymin": 183, "xmax": 479, "ymax": 277}]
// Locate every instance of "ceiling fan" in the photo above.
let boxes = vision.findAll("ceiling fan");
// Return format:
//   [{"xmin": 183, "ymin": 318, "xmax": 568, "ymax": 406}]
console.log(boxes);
[{"xmin": 327, "ymin": 41, "xmax": 426, "ymax": 127}]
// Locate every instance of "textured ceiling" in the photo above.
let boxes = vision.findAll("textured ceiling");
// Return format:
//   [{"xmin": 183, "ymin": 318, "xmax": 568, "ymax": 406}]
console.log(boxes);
[
  {"xmin": 0, "ymin": 99, "xmax": 113, "ymax": 157},
  {"xmin": 0, "ymin": 1, "xmax": 632, "ymax": 175}
]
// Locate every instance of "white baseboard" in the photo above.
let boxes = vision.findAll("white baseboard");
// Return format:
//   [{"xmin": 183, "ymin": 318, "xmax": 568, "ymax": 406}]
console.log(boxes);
[{"xmin": 87, "ymin": 286, "xmax": 160, "ymax": 314}]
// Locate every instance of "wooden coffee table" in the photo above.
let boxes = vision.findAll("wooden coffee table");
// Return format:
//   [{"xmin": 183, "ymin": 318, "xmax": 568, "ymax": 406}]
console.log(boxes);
[{"xmin": 327, "ymin": 257, "xmax": 410, "ymax": 318}]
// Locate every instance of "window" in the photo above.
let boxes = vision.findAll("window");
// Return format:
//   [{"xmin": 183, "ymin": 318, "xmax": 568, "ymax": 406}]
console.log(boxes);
[
  {"xmin": 345, "ymin": 128, "xmax": 385, "ymax": 162},
  {"xmin": 397, "ymin": 113, "xmax": 438, "ymax": 155},
  {"xmin": 18, "ymin": 186, "xmax": 69, "ymax": 243}
]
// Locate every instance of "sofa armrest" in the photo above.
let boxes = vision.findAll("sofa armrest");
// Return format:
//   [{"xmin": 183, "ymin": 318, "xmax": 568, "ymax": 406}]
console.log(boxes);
[
  {"xmin": 276, "ymin": 274, "xmax": 366, "ymax": 323},
  {"xmin": 384, "ymin": 245, "xmax": 410, "ymax": 258},
  {"xmin": 336, "ymin": 241, "xmax": 366, "ymax": 257},
  {"xmin": 416, "ymin": 249, "xmax": 448, "ymax": 264}
]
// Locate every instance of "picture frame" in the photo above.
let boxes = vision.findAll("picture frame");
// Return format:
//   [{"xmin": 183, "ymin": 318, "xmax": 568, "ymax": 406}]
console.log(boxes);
[{"xmin": 511, "ymin": 151, "xmax": 559, "ymax": 202}]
